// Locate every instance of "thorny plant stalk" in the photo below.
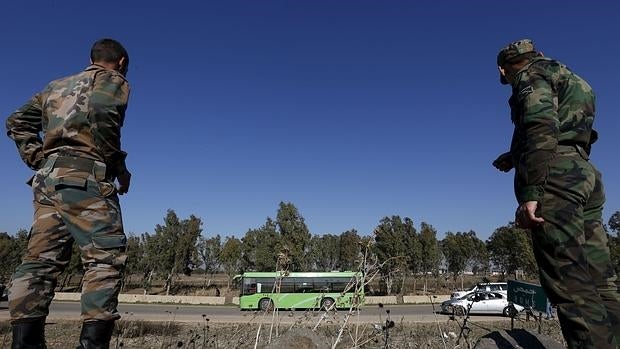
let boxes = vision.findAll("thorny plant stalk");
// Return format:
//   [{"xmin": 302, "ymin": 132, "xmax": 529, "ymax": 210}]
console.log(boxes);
[
  {"xmin": 428, "ymin": 295, "xmax": 448, "ymax": 349},
  {"xmin": 201, "ymin": 315, "xmax": 209, "ymax": 349},
  {"xmin": 254, "ymin": 248, "xmax": 290, "ymax": 348},
  {"xmin": 270, "ymin": 250, "xmax": 290, "ymax": 342},
  {"xmin": 383, "ymin": 309, "xmax": 391, "ymax": 349},
  {"xmin": 329, "ymin": 246, "xmax": 369, "ymax": 347},
  {"xmin": 241, "ymin": 240, "xmax": 409, "ymax": 348},
  {"xmin": 159, "ymin": 308, "xmax": 179, "ymax": 349},
  {"xmin": 353, "ymin": 242, "xmax": 371, "ymax": 346},
  {"xmin": 113, "ymin": 312, "xmax": 141, "ymax": 348},
  {"xmin": 1, "ymin": 328, "xmax": 9, "ymax": 349},
  {"xmin": 287, "ymin": 308, "xmax": 310, "ymax": 332},
  {"xmin": 253, "ymin": 322, "xmax": 262, "ymax": 349},
  {"xmin": 331, "ymin": 241, "xmax": 403, "ymax": 349},
  {"xmin": 455, "ymin": 301, "xmax": 474, "ymax": 349}
]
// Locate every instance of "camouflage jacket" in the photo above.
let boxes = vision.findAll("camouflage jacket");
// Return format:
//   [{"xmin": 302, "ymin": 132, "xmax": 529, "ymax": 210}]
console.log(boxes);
[
  {"xmin": 6, "ymin": 64, "xmax": 130, "ymax": 178},
  {"xmin": 508, "ymin": 56, "xmax": 596, "ymax": 203}
]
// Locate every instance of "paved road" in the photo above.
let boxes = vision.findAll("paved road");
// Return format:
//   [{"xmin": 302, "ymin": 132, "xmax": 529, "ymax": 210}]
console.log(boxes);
[{"xmin": 0, "ymin": 301, "xmax": 508, "ymax": 324}]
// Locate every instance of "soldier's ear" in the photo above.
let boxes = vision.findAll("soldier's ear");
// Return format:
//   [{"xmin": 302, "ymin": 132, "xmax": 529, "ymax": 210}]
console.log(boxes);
[
  {"xmin": 498, "ymin": 66, "xmax": 506, "ymax": 76},
  {"xmin": 118, "ymin": 57, "xmax": 128, "ymax": 76}
]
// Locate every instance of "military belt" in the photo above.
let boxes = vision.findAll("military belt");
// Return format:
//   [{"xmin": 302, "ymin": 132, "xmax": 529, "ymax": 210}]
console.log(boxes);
[
  {"xmin": 44, "ymin": 155, "xmax": 108, "ymax": 180},
  {"xmin": 53, "ymin": 156, "xmax": 97, "ymax": 172}
]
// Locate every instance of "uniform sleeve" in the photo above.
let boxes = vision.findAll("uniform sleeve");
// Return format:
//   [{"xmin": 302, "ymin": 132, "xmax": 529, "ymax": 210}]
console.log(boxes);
[
  {"xmin": 515, "ymin": 72, "xmax": 559, "ymax": 203},
  {"xmin": 89, "ymin": 70, "xmax": 130, "ymax": 178},
  {"xmin": 6, "ymin": 94, "xmax": 44, "ymax": 170}
]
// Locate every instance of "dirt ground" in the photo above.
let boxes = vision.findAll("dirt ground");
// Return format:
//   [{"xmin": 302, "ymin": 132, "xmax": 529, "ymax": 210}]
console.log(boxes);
[{"xmin": 0, "ymin": 316, "xmax": 565, "ymax": 349}]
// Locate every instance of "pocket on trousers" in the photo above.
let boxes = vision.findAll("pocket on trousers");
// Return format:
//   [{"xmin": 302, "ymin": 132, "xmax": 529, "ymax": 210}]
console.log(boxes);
[
  {"xmin": 54, "ymin": 175, "xmax": 88, "ymax": 191},
  {"xmin": 92, "ymin": 234, "xmax": 127, "ymax": 249},
  {"xmin": 98, "ymin": 181, "xmax": 117, "ymax": 197}
]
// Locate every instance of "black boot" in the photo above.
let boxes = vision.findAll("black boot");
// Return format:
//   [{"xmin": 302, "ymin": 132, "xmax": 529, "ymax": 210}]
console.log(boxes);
[
  {"xmin": 77, "ymin": 320, "xmax": 115, "ymax": 349},
  {"xmin": 11, "ymin": 318, "xmax": 46, "ymax": 349}
]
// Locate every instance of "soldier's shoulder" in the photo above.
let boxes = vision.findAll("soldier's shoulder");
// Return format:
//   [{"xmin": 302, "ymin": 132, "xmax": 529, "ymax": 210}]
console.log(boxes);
[
  {"xmin": 528, "ymin": 57, "xmax": 571, "ymax": 78},
  {"xmin": 92, "ymin": 66, "xmax": 128, "ymax": 85},
  {"xmin": 515, "ymin": 58, "xmax": 565, "ymax": 89},
  {"xmin": 44, "ymin": 70, "xmax": 92, "ymax": 92}
]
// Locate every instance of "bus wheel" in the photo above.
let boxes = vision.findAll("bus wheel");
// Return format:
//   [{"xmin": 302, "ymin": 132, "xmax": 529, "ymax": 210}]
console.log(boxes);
[
  {"xmin": 259, "ymin": 298, "xmax": 273, "ymax": 312},
  {"xmin": 321, "ymin": 298, "xmax": 335, "ymax": 311}
]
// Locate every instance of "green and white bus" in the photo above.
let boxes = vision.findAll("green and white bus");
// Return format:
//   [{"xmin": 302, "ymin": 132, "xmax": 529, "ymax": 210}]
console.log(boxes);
[{"xmin": 237, "ymin": 271, "xmax": 364, "ymax": 311}]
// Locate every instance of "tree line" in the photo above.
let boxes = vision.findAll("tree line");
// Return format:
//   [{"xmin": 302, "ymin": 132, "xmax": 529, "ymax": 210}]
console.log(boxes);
[{"xmin": 2, "ymin": 204, "xmax": 619, "ymax": 296}]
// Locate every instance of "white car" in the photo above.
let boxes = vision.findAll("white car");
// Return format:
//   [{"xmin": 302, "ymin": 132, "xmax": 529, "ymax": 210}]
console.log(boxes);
[
  {"xmin": 450, "ymin": 282, "xmax": 508, "ymax": 299},
  {"xmin": 441, "ymin": 291, "xmax": 523, "ymax": 317}
]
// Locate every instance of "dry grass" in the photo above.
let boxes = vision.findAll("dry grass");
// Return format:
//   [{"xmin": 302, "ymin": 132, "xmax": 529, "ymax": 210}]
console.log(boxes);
[{"xmin": 0, "ymin": 315, "xmax": 564, "ymax": 349}]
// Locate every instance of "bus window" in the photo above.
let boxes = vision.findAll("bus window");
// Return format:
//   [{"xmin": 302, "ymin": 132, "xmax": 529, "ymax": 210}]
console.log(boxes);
[
  {"xmin": 280, "ymin": 278, "xmax": 295, "ymax": 293},
  {"xmin": 313, "ymin": 279, "xmax": 330, "ymax": 292},
  {"xmin": 255, "ymin": 278, "xmax": 275, "ymax": 293},
  {"xmin": 328, "ymin": 277, "xmax": 351, "ymax": 293},
  {"xmin": 294, "ymin": 278, "xmax": 314, "ymax": 293},
  {"xmin": 243, "ymin": 278, "xmax": 256, "ymax": 295}
]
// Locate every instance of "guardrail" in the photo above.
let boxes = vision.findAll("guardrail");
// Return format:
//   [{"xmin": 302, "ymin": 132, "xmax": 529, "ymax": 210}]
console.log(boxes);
[{"xmin": 52, "ymin": 293, "xmax": 450, "ymax": 305}]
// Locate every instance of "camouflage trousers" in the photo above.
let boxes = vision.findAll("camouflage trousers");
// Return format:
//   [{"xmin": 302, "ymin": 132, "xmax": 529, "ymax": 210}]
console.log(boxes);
[
  {"xmin": 8, "ymin": 155, "xmax": 127, "ymax": 322},
  {"xmin": 525, "ymin": 148, "xmax": 620, "ymax": 349}
]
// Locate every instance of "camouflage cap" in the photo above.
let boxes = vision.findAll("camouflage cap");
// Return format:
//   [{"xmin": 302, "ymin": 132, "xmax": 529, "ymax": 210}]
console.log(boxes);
[{"xmin": 497, "ymin": 39, "xmax": 536, "ymax": 66}]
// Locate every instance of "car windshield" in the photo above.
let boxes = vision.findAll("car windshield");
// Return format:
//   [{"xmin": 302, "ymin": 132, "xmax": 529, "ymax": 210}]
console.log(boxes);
[{"xmin": 459, "ymin": 292, "xmax": 474, "ymax": 300}]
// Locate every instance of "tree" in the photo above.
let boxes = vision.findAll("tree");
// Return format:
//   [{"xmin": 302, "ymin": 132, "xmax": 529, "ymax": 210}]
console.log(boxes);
[
  {"xmin": 150, "ymin": 210, "xmax": 203, "ymax": 295},
  {"xmin": 609, "ymin": 211, "xmax": 620, "ymax": 235},
  {"xmin": 0, "ymin": 232, "xmax": 13, "ymax": 282},
  {"xmin": 152, "ymin": 211, "xmax": 182, "ymax": 295},
  {"xmin": 373, "ymin": 216, "xmax": 415, "ymax": 295},
  {"xmin": 405, "ymin": 221, "xmax": 422, "ymax": 294},
  {"xmin": 58, "ymin": 242, "xmax": 83, "ymax": 291},
  {"xmin": 440, "ymin": 231, "xmax": 484, "ymax": 289},
  {"xmin": 470, "ymin": 236, "xmax": 490, "ymax": 275},
  {"xmin": 0, "ymin": 229, "xmax": 28, "ymax": 283},
  {"xmin": 197, "ymin": 234, "xmax": 222, "ymax": 287},
  {"xmin": 220, "ymin": 236, "xmax": 242, "ymax": 289},
  {"xmin": 608, "ymin": 234, "xmax": 620, "ymax": 275},
  {"xmin": 440, "ymin": 232, "xmax": 467, "ymax": 287},
  {"xmin": 122, "ymin": 234, "xmax": 143, "ymax": 291},
  {"xmin": 308, "ymin": 234, "xmax": 340, "ymax": 271},
  {"xmin": 178, "ymin": 215, "xmax": 203, "ymax": 276},
  {"xmin": 139, "ymin": 232, "xmax": 160, "ymax": 295},
  {"xmin": 276, "ymin": 202, "xmax": 311, "ymax": 271},
  {"xmin": 486, "ymin": 223, "xmax": 537, "ymax": 279},
  {"xmin": 339, "ymin": 229, "xmax": 361, "ymax": 271},
  {"xmin": 418, "ymin": 222, "xmax": 440, "ymax": 294},
  {"xmin": 241, "ymin": 218, "xmax": 279, "ymax": 271},
  {"xmin": 607, "ymin": 213, "xmax": 620, "ymax": 274}
]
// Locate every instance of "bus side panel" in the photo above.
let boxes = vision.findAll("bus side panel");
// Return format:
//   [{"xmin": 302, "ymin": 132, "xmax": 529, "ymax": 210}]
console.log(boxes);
[{"xmin": 239, "ymin": 294, "xmax": 262, "ymax": 310}]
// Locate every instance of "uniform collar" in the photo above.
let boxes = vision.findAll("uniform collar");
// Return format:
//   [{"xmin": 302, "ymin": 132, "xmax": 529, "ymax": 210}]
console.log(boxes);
[
  {"xmin": 84, "ymin": 63, "xmax": 110, "ymax": 72},
  {"xmin": 511, "ymin": 56, "xmax": 548, "ymax": 87}
]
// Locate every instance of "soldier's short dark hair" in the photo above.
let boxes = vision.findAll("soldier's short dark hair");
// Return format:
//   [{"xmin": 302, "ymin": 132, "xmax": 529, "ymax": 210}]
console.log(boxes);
[{"xmin": 90, "ymin": 38, "xmax": 129, "ymax": 64}]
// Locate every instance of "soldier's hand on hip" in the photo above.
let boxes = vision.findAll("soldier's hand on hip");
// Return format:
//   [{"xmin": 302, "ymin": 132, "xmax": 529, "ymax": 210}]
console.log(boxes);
[
  {"xmin": 492, "ymin": 152, "xmax": 513, "ymax": 172},
  {"xmin": 117, "ymin": 170, "xmax": 131, "ymax": 195},
  {"xmin": 515, "ymin": 201, "xmax": 544, "ymax": 229}
]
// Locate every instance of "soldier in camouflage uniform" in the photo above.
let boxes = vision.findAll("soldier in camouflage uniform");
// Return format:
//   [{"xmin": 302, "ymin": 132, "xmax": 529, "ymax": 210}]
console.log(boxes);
[
  {"xmin": 6, "ymin": 38, "xmax": 131, "ymax": 349},
  {"xmin": 493, "ymin": 39, "xmax": 620, "ymax": 348}
]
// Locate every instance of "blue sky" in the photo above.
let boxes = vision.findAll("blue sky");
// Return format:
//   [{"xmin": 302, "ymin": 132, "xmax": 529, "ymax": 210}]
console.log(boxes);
[{"xmin": 1, "ymin": 1, "xmax": 619, "ymax": 240}]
